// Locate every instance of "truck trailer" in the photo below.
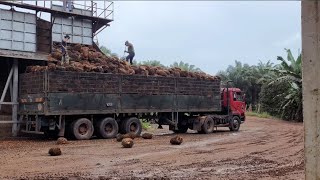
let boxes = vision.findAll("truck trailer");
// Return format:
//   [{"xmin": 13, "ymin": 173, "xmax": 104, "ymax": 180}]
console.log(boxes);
[{"xmin": 18, "ymin": 70, "xmax": 246, "ymax": 140}]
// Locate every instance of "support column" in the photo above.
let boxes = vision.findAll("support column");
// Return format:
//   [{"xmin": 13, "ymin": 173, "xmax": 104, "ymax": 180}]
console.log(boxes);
[
  {"xmin": 302, "ymin": 1, "xmax": 320, "ymax": 179},
  {"xmin": 11, "ymin": 59, "xmax": 18, "ymax": 137},
  {"xmin": 0, "ymin": 67, "xmax": 13, "ymax": 110}
]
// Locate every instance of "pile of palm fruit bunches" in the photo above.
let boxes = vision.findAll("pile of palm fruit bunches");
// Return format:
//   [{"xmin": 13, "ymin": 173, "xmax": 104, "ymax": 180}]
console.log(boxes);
[{"xmin": 26, "ymin": 43, "xmax": 220, "ymax": 80}]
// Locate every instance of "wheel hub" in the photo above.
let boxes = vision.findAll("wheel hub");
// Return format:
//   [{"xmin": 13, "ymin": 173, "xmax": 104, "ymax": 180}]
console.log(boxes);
[
  {"xmin": 130, "ymin": 123, "xmax": 137, "ymax": 132},
  {"xmin": 233, "ymin": 120, "xmax": 239, "ymax": 129},
  {"xmin": 207, "ymin": 121, "xmax": 212, "ymax": 129},
  {"xmin": 79, "ymin": 124, "xmax": 88, "ymax": 135},
  {"xmin": 105, "ymin": 123, "xmax": 113, "ymax": 133}
]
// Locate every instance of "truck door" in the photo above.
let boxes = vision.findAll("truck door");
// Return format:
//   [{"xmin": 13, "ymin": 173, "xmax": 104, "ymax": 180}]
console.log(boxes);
[{"xmin": 231, "ymin": 91, "xmax": 246, "ymax": 117}]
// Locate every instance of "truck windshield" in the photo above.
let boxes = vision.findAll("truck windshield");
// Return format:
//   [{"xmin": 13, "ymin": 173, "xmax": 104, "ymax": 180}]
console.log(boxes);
[{"xmin": 233, "ymin": 92, "xmax": 244, "ymax": 101}]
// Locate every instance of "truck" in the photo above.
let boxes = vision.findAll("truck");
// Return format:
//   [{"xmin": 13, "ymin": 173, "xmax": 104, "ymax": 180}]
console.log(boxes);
[{"xmin": 18, "ymin": 70, "xmax": 246, "ymax": 140}]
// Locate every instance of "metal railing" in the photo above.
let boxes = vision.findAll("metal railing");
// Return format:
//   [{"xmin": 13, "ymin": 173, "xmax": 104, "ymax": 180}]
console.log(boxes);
[
  {"xmin": 92, "ymin": 1, "xmax": 114, "ymax": 20},
  {"xmin": 4, "ymin": 0, "xmax": 114, "ymax": 20}
]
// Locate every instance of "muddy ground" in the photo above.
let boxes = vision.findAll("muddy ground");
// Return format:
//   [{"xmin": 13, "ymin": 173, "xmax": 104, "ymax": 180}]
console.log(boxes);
[{"xmin": 0, "ymin": 116, "xmax": 304, "ymax": 180}]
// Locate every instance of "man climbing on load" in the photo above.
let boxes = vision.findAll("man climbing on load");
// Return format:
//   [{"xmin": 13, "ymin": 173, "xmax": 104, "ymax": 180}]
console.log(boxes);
[
  {"xmin": 124, "ymin": 41, "xmax": 135, "ymax": 65},
  {"xmin": 61, "ymin": 35, "xmax": 70, "ymax": 65}
]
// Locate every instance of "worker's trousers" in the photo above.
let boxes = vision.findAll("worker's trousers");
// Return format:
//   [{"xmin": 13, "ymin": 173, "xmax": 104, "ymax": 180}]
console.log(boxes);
[
  {"xmin": 126, "ymin": 52, "xmax": 135, "ymax": 65},
  {"xmin": 61, "ymin": 54, "xmax": 70, "ymax": 65}
]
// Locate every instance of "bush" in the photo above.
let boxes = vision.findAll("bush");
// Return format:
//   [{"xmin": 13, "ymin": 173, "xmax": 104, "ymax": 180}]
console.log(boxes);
[
  {"xmin": 141, "ymin": 119, "xmax": 151, "ymax": 130},
  {"xmin": 246, "ymin": 111, "xmax": 274, "ymax": 119},
  {"xmin": 259, "ymin": 82, "xmax": 289, "ymax": 118}
]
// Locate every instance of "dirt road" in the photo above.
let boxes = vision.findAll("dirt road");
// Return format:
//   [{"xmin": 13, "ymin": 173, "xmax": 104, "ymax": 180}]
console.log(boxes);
[{"xmin": 0, "ymin": 116, "xmax": 304, "ymax": 180}]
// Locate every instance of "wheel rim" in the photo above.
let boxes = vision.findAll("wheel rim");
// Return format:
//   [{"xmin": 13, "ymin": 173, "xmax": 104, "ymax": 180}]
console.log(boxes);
[
  {"xmin": 105, "ymin": 123, "xmax": 113, "ymax": 134},
  {"xmin": 206, "ymin": 120, "xmax": 213, "ymax": 130},
  {"xmin": 233, "ymin": 119, "xmax": 239, "ymax": 129},
  {"xmin": 78, "ymin": 123, "xmax": 88, "ymax": 135},
  {"xmin": 130, "ymin": 122, "xmax": 137, "ymax": 133}
]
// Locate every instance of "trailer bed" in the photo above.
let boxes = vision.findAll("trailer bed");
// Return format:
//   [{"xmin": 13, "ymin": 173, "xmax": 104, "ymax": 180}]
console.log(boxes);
[{"xmin": 19, "ymin": 71, "xmax": 221, "ymax": 115}]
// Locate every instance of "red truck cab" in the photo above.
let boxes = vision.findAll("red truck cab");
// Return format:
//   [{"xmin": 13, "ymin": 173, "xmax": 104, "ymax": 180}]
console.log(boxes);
[{"xmin": 221, "ymin": 88, "xmax": 246, "ymax": 123}]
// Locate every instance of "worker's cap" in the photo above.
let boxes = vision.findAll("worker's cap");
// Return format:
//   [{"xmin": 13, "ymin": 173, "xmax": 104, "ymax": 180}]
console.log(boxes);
[{"xmin": 64, "ymin": 35, "xmax": 71, "ymax": 39}]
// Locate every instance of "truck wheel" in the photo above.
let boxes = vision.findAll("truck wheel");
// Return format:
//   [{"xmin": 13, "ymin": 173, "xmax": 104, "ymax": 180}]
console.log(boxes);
[
  {"xmin": 71, "ymin": 118, "xmax": 94, "ymax": 140},
  {"xmin": 201, "ymin": 117, "xmax": 214, "ymax": 134},
  {"xmin": 123, "ymin": 117, "xmax": 142, "ymax": 136},
  {"xmin": 95, "ymin": 117, "xmax": 118, "ymax": 139},
  {"xmin": 229, "ymin": 116, "xmax": 241, "ymax": 131}
]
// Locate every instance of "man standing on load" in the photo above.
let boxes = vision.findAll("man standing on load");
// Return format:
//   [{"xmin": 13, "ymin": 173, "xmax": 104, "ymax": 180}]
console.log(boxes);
[
  {"xmin": 61, "ymin": 35, "xmax": 70, "ymax": 65},
  {"xmin": 124, "ymin": 41, "xmax": 135, "ymax": 65}
]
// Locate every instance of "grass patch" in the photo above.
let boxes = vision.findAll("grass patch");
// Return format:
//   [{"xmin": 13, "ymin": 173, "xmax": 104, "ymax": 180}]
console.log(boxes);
[
  {"xmin": 246, "ymin": 111, "xmax": 275, "ymax": 119},
  {"xmin": 141, "ymin": 119, "xmax": 152, "ymax": 130}
]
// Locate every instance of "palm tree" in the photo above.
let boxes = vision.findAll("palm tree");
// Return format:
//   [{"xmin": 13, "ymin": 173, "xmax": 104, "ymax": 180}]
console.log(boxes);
[
  {"xmin": 268, "ymin": 49, "xmax": 302, "ymax": 121},
  {"xmin": 217, "ymin": 61, "xmax": 252, "ymax": 108},
  {"xmin": 217, "ymin": 50, "xmax": 302, "ymax": 121},
  {"xmin": 138, "ymin": 60, "xmax": 165, "ymax": 67},
  {"xmin": 170, "ymin": 61, "xmax": 202, "ymax": 72},
  {"xmin": 218, "ymin": 60, "xmax": 277, "ymax": 111},
  {"xmin": 100, "ymin": 46, "xmax": 119, "ymax": 58},
  {"xmin": 100, "ymin": 46, "xmax": 111, "ymax": 55},
  {"xmin": 243, "ymin": 60, "xmax": 277, "ymax": 111}
]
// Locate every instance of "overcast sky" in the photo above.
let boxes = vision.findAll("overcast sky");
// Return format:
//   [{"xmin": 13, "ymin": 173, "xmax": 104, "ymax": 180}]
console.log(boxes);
[{"xmin": 97, "ymin": 1, "xmax": 301, "ymax": 75}]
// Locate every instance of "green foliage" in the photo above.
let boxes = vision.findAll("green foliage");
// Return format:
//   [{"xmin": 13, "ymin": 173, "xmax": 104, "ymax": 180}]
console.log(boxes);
[
  {"xmin": 266, "ymin": 49, "xmax": 302, "ymax": 121},
  {"xmin": 141, "ymin": 119, "xmax": 152, "ymax": 130},
  {"xmin": 217, "ymin": 60, "xmax": 275, "ymax": 110},
  {"xmin": 132, "ymin": 60, "xmax": 202, "ymax": 73},
  {"xmin": 137, "ymin": 60, "xmax": 165, "ymax": 67},
  {"xmin": 246, "ymin": 111, "xmax": 274, "ymax": 119},
  {"xmin": 259, "ymin": 82, "xmax": 289, "ymax": 117},
  {"xmin": 100, "ymin": 46, "xmax": 111, "ymax": 55},
  {"xmin": 132, "ymin": 60, "xmax": 138, "ymax": 65},
  {"xmin": 218, "ymin": 49, "xmax": 302, "ymax": 122},
  {"xmin": 170, "ymin": 61, "xmax": 202, "ymax": 72},
  {"xmin": 100, "ymin": 45, "xmax": 119, "ymax": 58}
]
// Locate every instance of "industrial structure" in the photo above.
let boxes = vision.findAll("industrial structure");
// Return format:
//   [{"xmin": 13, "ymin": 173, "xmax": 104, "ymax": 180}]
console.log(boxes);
[
  {"xmin": 0, "ymin": 0, "xmax": 113, "ymax": 137},
  {"xmin": 2, "ymin": 1, "xmax": 319, "ymax": 179}
]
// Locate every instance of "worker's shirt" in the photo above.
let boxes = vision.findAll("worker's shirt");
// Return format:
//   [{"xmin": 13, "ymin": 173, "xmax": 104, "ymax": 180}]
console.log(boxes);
[{"xmin": 127, "ymin": 43, "xmax": 135, "ymax": 54}]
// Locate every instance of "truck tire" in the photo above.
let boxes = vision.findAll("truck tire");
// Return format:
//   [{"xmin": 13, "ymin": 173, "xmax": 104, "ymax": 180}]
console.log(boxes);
[
  {"xmin": 95, "ymin": 117, "xmax": 119, "ymax": 139},
  {"xmin": 201, "ymin": 117, "xmax": 214, "ymax": 134},
  {"xmin": 229, "ymin": 116, "xmax": 241, "ymax": 131},
  {"xmin": 70, "ymin": 118, "xmax": 94, "ymax": 140},
  {"xmin": 123, "ymin": 117, "xmax": 142, "ymax": 136}
]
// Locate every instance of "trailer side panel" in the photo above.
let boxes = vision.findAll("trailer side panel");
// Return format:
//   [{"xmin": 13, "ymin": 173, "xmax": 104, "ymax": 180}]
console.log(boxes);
[{"xmin": 19, "ymin": 71, "xmax": 221, "ymax": 115}]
